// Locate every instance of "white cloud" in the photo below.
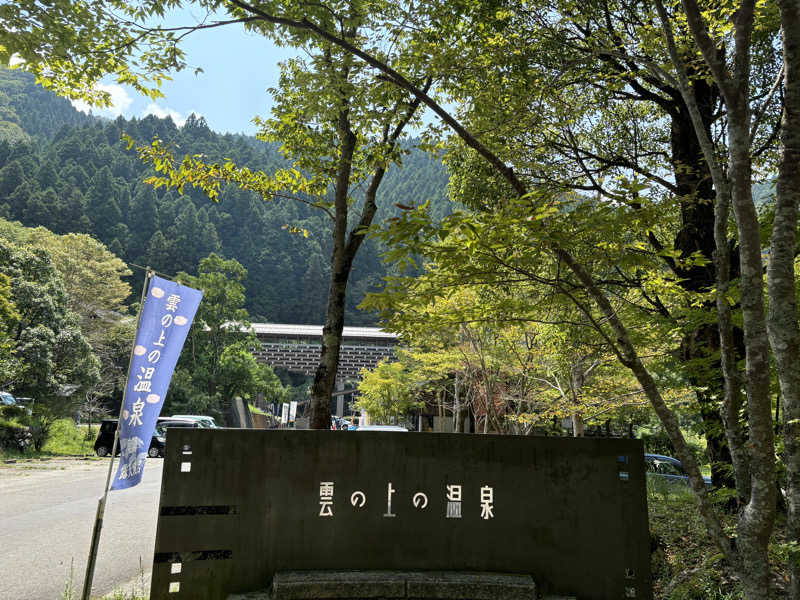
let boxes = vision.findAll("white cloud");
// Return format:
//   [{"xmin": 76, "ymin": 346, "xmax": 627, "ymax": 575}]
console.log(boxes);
[
  {"xmin": 142, "ymin": 103, "xmax": 199, "ymax": 127},
  {"xmin": 70, "ymin": 83, "xmax": 133, "ymax": 118}
]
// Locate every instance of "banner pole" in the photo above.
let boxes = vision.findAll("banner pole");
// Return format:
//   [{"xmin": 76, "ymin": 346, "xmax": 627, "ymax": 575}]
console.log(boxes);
[{"xmin": 81, "ymin": 269, "xmax": 153, "ymax": 600}]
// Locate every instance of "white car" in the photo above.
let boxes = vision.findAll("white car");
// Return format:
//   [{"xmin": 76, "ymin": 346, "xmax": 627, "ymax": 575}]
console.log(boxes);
[
  {"xmin": 356, "ymin": 425, "xmax": 408, "ymax": 432},
  {"xmin": 170, "ymin": 414, "xmax": 218, "ymax": 428}
]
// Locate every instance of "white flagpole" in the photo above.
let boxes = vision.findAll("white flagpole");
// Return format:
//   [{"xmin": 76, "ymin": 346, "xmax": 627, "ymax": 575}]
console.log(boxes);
[{"xmin": 81, "ymin": 269, "xmax": 153, "ymax": 600}]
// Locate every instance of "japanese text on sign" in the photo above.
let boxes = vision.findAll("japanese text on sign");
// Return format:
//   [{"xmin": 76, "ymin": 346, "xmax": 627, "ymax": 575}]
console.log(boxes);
[{"xmin": 316, "ymin": 481, "xmax": 494, "ymax": 520}]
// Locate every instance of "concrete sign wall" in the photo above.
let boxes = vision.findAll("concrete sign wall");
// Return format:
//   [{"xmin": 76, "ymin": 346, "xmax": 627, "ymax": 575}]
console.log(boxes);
[{"xmin": 150, "ymin": 430, "xmax": 651, "ymax": 600}]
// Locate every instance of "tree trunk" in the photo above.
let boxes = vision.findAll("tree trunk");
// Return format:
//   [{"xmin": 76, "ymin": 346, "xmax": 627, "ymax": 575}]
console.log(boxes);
[
  {"xmin": 307, "ymin": 76, "xmax": 426, "ymax": 430},
  {"xmin": 772, "ymin": 3, "xmax": 800, "ymax": 595},
  {"xmin": 713, "ymin": 178, "xmax": 752, "ymax": 503},
  {"xmin": 571, "ymin": 412, "xmax": 585, "ymax": 437},
  {"xmin": 671, "ymin": 92, "xmax": 741, "ymax": 492},
  {"xmin": 453, "ymin": 375, "xmax": 460, "ymax": 433},
  {"xmin": 309, "ymin": 114, "xmax": 357, "ymax": 430},
  {"xmin": 727, "ymin": 93, "xmax": 776, "ymax": 600}
]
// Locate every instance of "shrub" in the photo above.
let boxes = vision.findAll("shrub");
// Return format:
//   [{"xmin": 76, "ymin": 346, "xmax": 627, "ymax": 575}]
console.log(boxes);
[
  {"xmin": 0, "ymin": 418, "xmax": 32, "ymax": 451},
  {"xmin": 41, "ymin": 418, "xmax": 91, "ymax": 455}
]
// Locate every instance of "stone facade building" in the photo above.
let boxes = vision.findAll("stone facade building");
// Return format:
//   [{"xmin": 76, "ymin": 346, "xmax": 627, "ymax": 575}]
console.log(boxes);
[{"xmin": 250, "ymin": 323, "xmax": 399, "ymax": 383}]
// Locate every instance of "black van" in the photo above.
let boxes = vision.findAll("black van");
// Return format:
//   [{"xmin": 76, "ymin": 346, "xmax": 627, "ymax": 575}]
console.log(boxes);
[{"xmin": 94, "ymin": 418, "xmax": 200, "ymax": 458}]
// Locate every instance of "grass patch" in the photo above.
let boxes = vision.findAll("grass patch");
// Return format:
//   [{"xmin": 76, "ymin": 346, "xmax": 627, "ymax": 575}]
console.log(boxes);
[
  {"xmin": 1, "ymin": 419, "xmax": 98, "ymax": 460},
  {"xmin": 100, "ymin": 591, "xmax": 147, "ymax": 600},
  {"xmin": 649, "ymin": 480, "xmax": 739, "ymax": 599},
  {"xmin": 649, "ymin": 479, "xmax": 790, "ymax": 598},
  {"xmin": 43, "ymin": 419, "xmax": 95, "ymax": 455}
]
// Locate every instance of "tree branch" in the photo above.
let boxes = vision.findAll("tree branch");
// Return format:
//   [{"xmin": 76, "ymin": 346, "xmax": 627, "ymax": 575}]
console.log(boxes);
[
  {"xmin": 750, "ymin": 62, "xmax": 784, "ymax": 144},
  {"xmin": 225, "ymin": 0, "xmax": 527, "ymax": 196}
]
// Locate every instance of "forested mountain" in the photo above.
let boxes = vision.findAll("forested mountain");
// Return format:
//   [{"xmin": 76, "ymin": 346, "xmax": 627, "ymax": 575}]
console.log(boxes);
[
  {"xmin": 0, "ymin": 68, "xmax": 450, "ymax": 324},
  {"xmin": 0, "ymin": 68, "xmax": 94, "ymax": 144}
]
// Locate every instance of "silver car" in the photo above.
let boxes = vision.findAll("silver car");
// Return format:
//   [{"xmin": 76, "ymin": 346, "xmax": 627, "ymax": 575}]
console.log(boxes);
[{"xmin": 645, "ymin": 453, "xmax": 712, "ymax": 489}]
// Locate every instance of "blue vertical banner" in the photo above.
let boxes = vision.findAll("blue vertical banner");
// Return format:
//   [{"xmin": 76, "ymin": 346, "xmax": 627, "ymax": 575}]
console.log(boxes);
[{"xmin": 112, "ymin": 276, "xmax": 203, "ymax": 490}]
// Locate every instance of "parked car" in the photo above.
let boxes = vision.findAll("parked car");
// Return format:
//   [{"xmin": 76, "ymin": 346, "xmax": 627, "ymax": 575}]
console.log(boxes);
[
  {"xmin": 356, "ymin": 425, "xmax": 408, "ymax": 432},
  {"xmin": 170, "ymin": 414, "xmax": 218, "ymax": 428},
  {"xmin": 1, "ymin": 391, "xmax": 32, "ymax": 415},
  {"xmin": 94, "ymin": 417, "xmax": 200, "ymax": 458},
  {"xmin": 644, "ymin": 453, "xmax": 712, "ymax": 489}
]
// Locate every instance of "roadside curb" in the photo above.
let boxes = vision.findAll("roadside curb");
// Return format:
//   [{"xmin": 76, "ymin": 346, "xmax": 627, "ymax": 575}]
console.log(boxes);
[{"xmin": 3, "ymin": 455, "xmax": 100, "ymax": 462}]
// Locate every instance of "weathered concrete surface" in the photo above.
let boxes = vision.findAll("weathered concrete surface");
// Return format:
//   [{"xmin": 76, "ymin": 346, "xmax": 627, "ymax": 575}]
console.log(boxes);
[
  {"xmin": 272, "ymin": 570, "xmax": 405, "ymax": 599},
  {"xmin": 152, "ymin": 430, "xmax": 650, "ymax": 600},
  {"xmin": 227, "ymin": 570, "xmax": 537, "ymax": 600},
  {"xmin": 405, "ymin": 571, "xmax": 536, "ymax": 599}
]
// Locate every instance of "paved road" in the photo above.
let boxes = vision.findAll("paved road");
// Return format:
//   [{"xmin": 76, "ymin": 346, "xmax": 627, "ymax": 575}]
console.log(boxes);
[{"xmin": 0, "ymin": 457, "xmax": 163, "ymax": 599}]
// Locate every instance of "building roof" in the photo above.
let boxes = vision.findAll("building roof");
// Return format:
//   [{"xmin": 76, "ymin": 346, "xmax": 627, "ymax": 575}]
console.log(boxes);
[{"xmin": 250, "ymin": 323, "xmax": 399, "ymax": 340}]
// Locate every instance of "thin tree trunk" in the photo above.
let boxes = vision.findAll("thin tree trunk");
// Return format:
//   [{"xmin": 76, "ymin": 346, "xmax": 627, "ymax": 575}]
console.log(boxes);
[
  {"xmin": 720, "ymin": 7, "xmax": 776, "ymax": 590},
  {"xmin": 556, "ymin": 248, "xmax": 738, "ymax": 566},
  {"xmin": 772, "ymin": 3, "xmax": 800, "ymax": 595},
  {"xmin": 453, "ymin": 375, "xmax": 460, "ymax": 433},
  {"xmin": 728, "ymin": 99, "xmax": 776, "ymax": 597},
  {"xmin": 711, "ymin": 173, "xmax": 751, "ymax": 501},
  {"xmin": 308, "ymin": 78, "xmax": 428, "ymax": 429},
  {"xmin": 309, "ymin": 111, "xmax": 357, "ymax": 430},
  {"xmin": 571, "ymin": 412, "xmax": 584, "ymax": 438},
  {"xmin": 670, "ymin": 82, "xmax": 740, "ymax": 492}
]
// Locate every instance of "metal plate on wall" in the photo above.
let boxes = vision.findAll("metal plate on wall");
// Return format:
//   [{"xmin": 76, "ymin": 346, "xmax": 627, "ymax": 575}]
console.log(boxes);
[{"xmin": 151, "ymin": 429, "xmax": 651, "ymax": 599}]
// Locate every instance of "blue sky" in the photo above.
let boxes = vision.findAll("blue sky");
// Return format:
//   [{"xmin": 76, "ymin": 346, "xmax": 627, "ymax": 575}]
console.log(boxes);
[{"xmin": 72, "ymin": 10, "xmax": 301, "ymax": 134}]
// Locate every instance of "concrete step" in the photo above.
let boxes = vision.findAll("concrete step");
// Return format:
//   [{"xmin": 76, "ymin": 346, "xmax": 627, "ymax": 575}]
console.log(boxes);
[{"xmin": 228, "ymin": 570, "xmax": 538, "ymax": 600}]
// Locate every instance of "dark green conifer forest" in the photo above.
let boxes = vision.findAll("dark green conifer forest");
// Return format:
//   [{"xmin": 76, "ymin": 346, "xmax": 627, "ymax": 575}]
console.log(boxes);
[{"xmin": 0, "ymin": 67, "xmax": 449, "ymax": 324}]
